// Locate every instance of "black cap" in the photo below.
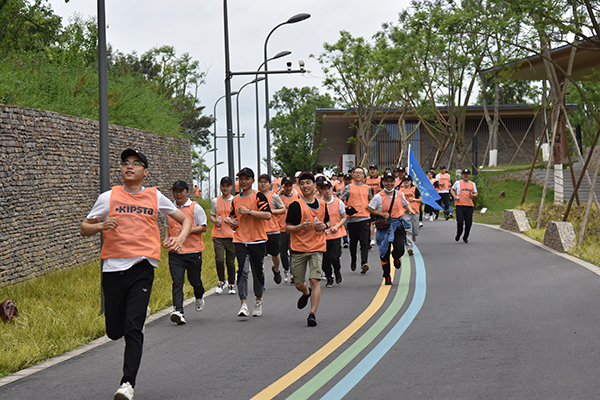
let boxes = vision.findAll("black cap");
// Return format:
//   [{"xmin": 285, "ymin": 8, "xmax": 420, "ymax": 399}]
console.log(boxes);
[
  {"xmin": 121, "ymin": 149, "xmax": 148, "ymax": 168},
  {"xmin": 298, "ymin": 171, "xmax": 315, "ymax": 182},
  {"xmin": 462, "ymin": 169, "xmax": 471, "ymax": 174},
  {"xmin": 315, "ymin": 175, "xmax": 327, "ymax": 186},
  {"xmin": 402, "ymin": 175, "xmax": 413, "ymax": 182},
  {"xmin": 320, "ymin": 179, "xmax": 333, "ymax": 187},
  {"xmin": 343, "ymin": 173, "xmax": 352, "ymax": 180},
  {"xmin": 220, "ymin": 176, "xmax": 233, "ymax": 186},
  {"xmin": 171, "ymin": 180, "xmax": 189, "ymax": 190},
  {"xmin": 274, "ymin": 171, "xmax": 280, "ymax": 175},
  {"xmin": 440, "ymin": 165, "xmax": 447, "ymax": 170},
  {"xmin": 281, "ymin": 176, "xmax": 293, "ymax": 185},
  {"xmin": 382, "ymin": 172, "xmax": 395, "ymax": 181},
  {"xmin": 237, "ymin": 167, "xmax": 255, "ymax": 178},
  {"xmin": 369, "ymin": 164, "xmax": 378, "ymax": 170},
  {"xmin": 258, "ymin": 174, "xmax": 271, "ymax": 182}
]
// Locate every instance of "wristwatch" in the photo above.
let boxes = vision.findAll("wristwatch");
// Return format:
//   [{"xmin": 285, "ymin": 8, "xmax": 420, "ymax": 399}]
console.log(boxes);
[{"xmin": 248, "ymin": 209, "xmax": 252, "ymax": 215}]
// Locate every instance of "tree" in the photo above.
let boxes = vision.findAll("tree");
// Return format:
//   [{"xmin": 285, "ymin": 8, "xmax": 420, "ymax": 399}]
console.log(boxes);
[{"xmin": 269, "ymin": 86, "xmax": 334, "ymax": 176}]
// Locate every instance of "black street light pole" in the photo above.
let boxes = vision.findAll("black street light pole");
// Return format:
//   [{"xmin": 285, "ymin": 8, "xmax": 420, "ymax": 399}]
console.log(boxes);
[
  {"xmin": 263, "ymin": 13, "xmax": 310, "ymax": 177},
  {"xmin": 223, "ymin": 0, "xmax": 236, "ymax": 185}
]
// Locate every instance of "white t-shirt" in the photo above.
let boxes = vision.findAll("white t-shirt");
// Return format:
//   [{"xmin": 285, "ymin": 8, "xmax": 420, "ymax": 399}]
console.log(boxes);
[
  {"xmin": 325, "ymin": 196, "xmax": 346, "ymax": 216},
  {"xmin": 368, "ymin": 189, "xmax": 409, "ymax": 212},
  {"xmin": 86, "ymin": 187, "xmax": 178, "ymax": 272},
  {"xmin": 164, "ymin": 198, "xmax": 207, "ymax": 254}
]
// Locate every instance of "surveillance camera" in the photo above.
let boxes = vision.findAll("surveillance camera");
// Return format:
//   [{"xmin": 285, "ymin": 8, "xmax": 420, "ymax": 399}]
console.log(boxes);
[{"xmin": 286, "ymin": 61, "xmax": 292, "ymax": 71}]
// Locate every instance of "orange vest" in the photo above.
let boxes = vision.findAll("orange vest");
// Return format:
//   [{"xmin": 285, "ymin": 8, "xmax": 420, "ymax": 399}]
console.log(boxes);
[
  {"xmin": 400, "ymin": 186, "xmax": 419, "ymax": 214},
  {"xmin": 194, "ymin": 188, "xmax": 200, "ymax": 198},
  {"xmin": 346, "ymin": 183, "xmax": 370, "ymax": 218},
  {"xmin": 232, "ymin": 190, "xmax": 268, "ymax": 243},
  {"xmin": 212, "ymin": 196, "xmax": 234, "ymax": 238},
  {"xmin": 429, "ymin": 178, "xmax": 439, "ymax": 193},
  {"xmin": 168, "ymin": 201, "xmax": 204, "ymax": 253},
  {"xmin": 101, "ymin": 186, "xmax": 161, "ymax": 260},
  {"xmin": 290, "ymin": 198, "xmax": 327, "ymax": 252},
  {"xmin": 438, "ymin": 173, "xmax": 451, "ymax": 191},
  {"xmin": 264, "ymin": 191, "xmax": 281, "ymax": 234},
  {"xmin": 324, "ymin": 197, "xmax": 347, "ymax": 240},
  {"xmin": 380, "ymin": 191, "xmax": 405, "ymax": 219},
  {"xmin": 279, "ymin": 192, "xmax": 299, "ymax": 231},
  {"xmin": 293, "ymin": 184, "xmax": 301, "ymax": 196},
  {"xmin": 273, "ymin": 178, "xmax": 282, "ymax": 193},
  {"xmin": 365, "ymin": 176, "xmax": 381, "ymax": 195},
  {"xmin": 455, "ymin": 180, "xmax": 475, "ymax": 207}
]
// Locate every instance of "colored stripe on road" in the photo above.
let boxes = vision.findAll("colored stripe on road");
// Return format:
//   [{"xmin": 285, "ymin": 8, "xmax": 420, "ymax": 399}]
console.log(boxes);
[{"xmin": 320, "ymin": 245, "xmax": 427, "ymax": 400}]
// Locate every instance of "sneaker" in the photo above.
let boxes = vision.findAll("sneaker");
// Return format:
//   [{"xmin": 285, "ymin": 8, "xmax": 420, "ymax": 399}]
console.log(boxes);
[
  {"xmin": 228, "ymin": 284, "xmax": 237, "ymax": 295},
  {"xmin": 370, "ymin": 238, "xmax": 376, "ymax": 246},
  {"xmin": 272, "ymin": 267, "xmax": 282, "ymax": 284},
  {"xmin": 407, "ymin": 248, "xmax": 414, "ymax": 256},
  {"xmin": 455, "ymin": 234, "xmax": 460, "ymax": 242},
  {"xmin": 445, "ymin": 215, "xmax": 450, "ymax": 221},
  {"xmin": 343, "ymin": 242, "xmax": 349, "ymax": 248},
  {"xmin": 195, "ymin": 298, "xmax": 205, "ymax": 312},
  {"xmin": 283, "ymin": 269, "xmax": 291, "ymax": 283},
  {"xmin": 326, "ymin": 278, "xmax": 334, "ymax": 288},
  {"xmin": 419, "ymin": 222, "xmax": 423, "ymax": 228},
  {"xmin": 394, "ymin": 258, "xmax": 401, "ymax": 269},
  {"xmin": 170, "ymin": 311, "xmax": 186, "ymax": 325},
  {"xmin": 114, "ymin": 382, "xmax": 134, "ymax": 400},
  {"xmin": 463, "ymin": 237, "xmax": 469, "ymax": 244},
  {"xmin": 321, "ymin": 271, "xmax": 327, "ymax": 280},
  {"xmin": 252, "ymin": 299, "xmax": 263, "ymax": 317},
  {"xmin": 385, "ymin": 276, "xmax": 392, "ymax": 285},
  {"xmin": 335, "ymin": 275, "xmax": 343, "ymax": 285},
  {"xmin": 238, "ymin": 303, "xmax": 249, "ymax": 317},
  {"xmin": 430, "ymin": 215, "xmax": 435, "ymax": 222},
  {"xmin": 307, "ymin": 313, "xmax": 317, "ymax": 326},
  {"xmin": 350, "ymin": 263, "xmax": 357, "ymax": 272},
  {"xmin": 297, "ymin": 288, "xmax": 312, "ymax": 309},
  {"xmin": 412, "ymin": 235, "xmax": 417, "ymax": 242},
  {"xmin": 361, "ymin": 264, "xmax": 369, "ymax": 274},
  {"xmin": 215, "ymin": 281, "xmax": 225, "ymax": 295},
  {"xmin": 449, "ymin": 213, "xmax": 453, "ymax": 219}
]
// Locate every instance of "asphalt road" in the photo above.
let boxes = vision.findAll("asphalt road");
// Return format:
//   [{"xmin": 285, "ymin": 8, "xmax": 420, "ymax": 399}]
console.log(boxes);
[{"xmin": 1, "ymin": 219, "xmax": 600, "ymax": 399}]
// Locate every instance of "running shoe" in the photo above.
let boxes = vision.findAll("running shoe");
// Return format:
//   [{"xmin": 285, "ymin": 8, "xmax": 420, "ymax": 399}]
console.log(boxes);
[
  {"xmin": 252, "ymin": 299, "xmax": 263, "ymax": 317},
  {"xmin": 114, "ymin": 382, "xmax": 134, "ymax": 400},
  {"xmin": 407, "ymin": 248, "xmax": 414, "ymax": 256},
  {"xmin": 283, "ymin": 269, "xmax": 291, "ymax": 283},
  {"xmin": 361, "ymin": 264, "xmax": 369, "ymax": 274},
  {"xmin": 455, "ymin": 234, "xmax": 460, "ymax": 242},
  {"xmin": 394, "ymin": 258, "xmax": 401, "ymax": 269},
  {"xmin": 419, "ymin": 222, "xmax": 423, "ymax": 228},
  {"xmin": 370, "ymin": 238, "xmax": 376, "ymax": 246},
  {"xmin": 463, "ymin": 237, "xmax": 469, "ymax": 244},
  {"xmin": 215, "ymin": 281, "xmax": 225, "ymax": 295},
  {"xmin": 343, "ymin": 242, "xmax": 349, "ymax": 248},
  {"xmin": 272, "ymin": 266, "xmax": 282, "ymax": 284},
  {"xmin": 385, "ymin": 276, "xmax": 392, "ymax": 285},
  {"xmin": 350, "ymin": 263, "xmax": 357, "ymax": 272},
  {"xmin": 335, "ymin": 275, "xmax": 343, "ymax": 285},
  {"xmin": 238, "ymin": 303, "xmax": 249, "ymax": 317},
  {"xmin": 297, "ymin": 288, "xmax": 312, "ymax": 309},
  {"xmin": 170, "ymin": 311, "xmax": 186, "ymax": 325},
  {"xmin": 412, "ymin": 235, "xmax": 417, "ymax": 242},
  {"xmin": 326, "ymin": 278, "xmax": 334, "ymax": 288},
  {"xmin": 195, "ymin": 298, "xmax": 205, "ymax": 312},
  {"xmin": 430, "ymin": 214, "xmax": 435, "ymax": 222},
  {"xmin": 307, "ymin": 313, "xmax": 317, "ymax": 327},
  {"xmin": 228, "ymin": 284, "xmax": 237, "ymax": 295}
]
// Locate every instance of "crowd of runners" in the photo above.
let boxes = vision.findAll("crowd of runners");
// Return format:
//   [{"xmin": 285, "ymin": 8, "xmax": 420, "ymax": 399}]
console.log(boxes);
[{"xmin": 79, "ymin": 149, "xmax": 478, "ymax": 400}]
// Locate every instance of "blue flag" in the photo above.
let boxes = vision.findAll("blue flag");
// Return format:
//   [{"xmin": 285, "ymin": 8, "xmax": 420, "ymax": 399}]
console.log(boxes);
[{"xmin": 407, "ymin": 145, "xmax": 443, "ymax": 211}]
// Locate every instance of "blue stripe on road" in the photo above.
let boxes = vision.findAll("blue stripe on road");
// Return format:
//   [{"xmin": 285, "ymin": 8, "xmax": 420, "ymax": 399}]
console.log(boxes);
[{"xmin": 320, "ymin": 245, "xmax": 427, "ymax": 400}]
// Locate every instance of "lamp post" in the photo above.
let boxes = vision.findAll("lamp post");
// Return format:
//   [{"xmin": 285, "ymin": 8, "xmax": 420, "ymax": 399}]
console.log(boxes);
[
  {"xmin": 199, "ymin": 148, "xmax": 217, "ymax": 196},
  {"xmin": 255, "ymin": 51, "xmax": 291, "ymax": 176},
  {"xmin": 263, "ymin": 13, "xmax": 311, "ymax": 177},
  {"xmin": 208, "ymin": 161, "xmax": 224, "ymax": 200},
  {"xmin": 236, "ymin": 77, "xmax": 264, "ymax": 174},
  {"xmin": 213, "ymin": 92, "xmax": 238, "ymax": 198}
]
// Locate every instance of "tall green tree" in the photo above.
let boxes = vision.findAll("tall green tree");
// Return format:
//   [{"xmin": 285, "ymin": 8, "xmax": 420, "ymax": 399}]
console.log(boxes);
[{"xmin": 270, "ymin": 86, "xmax": 334, "ymax": 176}]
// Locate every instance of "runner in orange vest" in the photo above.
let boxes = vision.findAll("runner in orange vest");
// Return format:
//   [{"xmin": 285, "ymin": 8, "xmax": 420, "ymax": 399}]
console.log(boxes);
[
  {"xmin": 225, "ymin": 167, "xmax": 272, "ymax": 318},
  {"xmin": 424, "ymin": 170, "xmax": 439, "ymax": 222},
  {"xmin": 193, "ymin": 184, "xmax": 201, "ymax": 199},
  {"xmin": 399, "ymin": 175, "xmax": 422, "ymax": 256},
  {"xmin": 318, "ymin": 178, "xmax": 347, "ymax": 287},
  {"xmin": 163, "ymin": 180, "xmax": 208, "ymax": 325},
  {"xmin": 366, "ymin": 164, "xmax": 382, "ymax": 247},
  {"xmin": 80, "ymin": 149, "xmax": 192, "ymax": 400},
  {"xmin": 210, "ymin": 176, "xmax": 237, "ymax": 295},
  {"xmin": 436, "ymin": 165, "xmax": 453, "ymax": 219},
  {"xmin": 394, "ymin": 166, "xmax": 406, "ymax": 189},
  {"xmin": 451, "ymin": 169, "xmax": 478, "ymax": 243},
  {"xmin": 338, "ymin": 173, "xmax": 352, "ymax": 249},
  {"xmin": 272, "ymin": 171, "xmax": 282, "ymax": 193},
  {"xmin": 278, "ymin": 176, "xmax": 300, "ymax": 283},
  {"xmin": 286, "ymin": 171, "xmax": 331, "ymax": 326},
  {"xmin": 368, "ymin": 172, "xmax": 414, "ymax": 285}
]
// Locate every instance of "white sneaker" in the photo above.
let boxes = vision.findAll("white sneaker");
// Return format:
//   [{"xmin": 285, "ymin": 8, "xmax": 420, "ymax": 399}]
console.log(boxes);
[
  {"xmin": 283, "ymin": 269, "xmax": 290, "ymax": 283},
  {"xmin": 430, "ymin": 215, "xmax": 434, "ymax": 222},
  {"xmin": 228, "ymin": 284, "xmax": 237, "ymax": 295},
  {"xmin": 419, "ymin": 222, "xmax": 423, "ymax": 227},
  {"xmin": 238, "ymin": 303, "xmax": 249, "ymax": 317},
  {"xmin": 253, "ymin": 299, "xmax": 263, "ymax": 317},
  {"xmin": 215, "ymin": 281, "xmax": 225, "ymax": 295},
  {"xmin": 170, "ymin": 310, "xmax": 186, "ymax": 325},
  {"xmin": 114, "ymin": 382, "xmax": 134, "ymax": 400},
  {"xmin": 370, "ymin": 238, "xmax": 376, "ymax": 246},
  {"xmin": 195, "ymin": 298, "xmax": 205, "ymax": 312}
]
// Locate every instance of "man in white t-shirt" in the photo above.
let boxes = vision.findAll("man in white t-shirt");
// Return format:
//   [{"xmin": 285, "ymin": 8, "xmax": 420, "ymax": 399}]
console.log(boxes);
[{"xmin": 80, "ymin": 149, "xmax": 191, "ymax": 400}]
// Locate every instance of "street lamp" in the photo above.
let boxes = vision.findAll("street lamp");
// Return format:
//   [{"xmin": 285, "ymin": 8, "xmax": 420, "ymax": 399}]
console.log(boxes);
[
  {"xmin": 236, "ymin": 77, "xmax": 265, "ymax": 174},
  {"xmin": 263, "ymin": 13, "xmax": 311, "ymax": 177},
  {"xmin": 199, "ymin": 148, "xmax": 217, "ymax": 196},
  {"xmin": 255, "ymin": 50, "xmax": 291, "ymax": 176},
  {"xmin": 213, "ymin": 92, "xmax": 238, "ymax": 198},
  {"xmin": 209, "ymin": 161, "xmax": 225, "ymax": 199}
]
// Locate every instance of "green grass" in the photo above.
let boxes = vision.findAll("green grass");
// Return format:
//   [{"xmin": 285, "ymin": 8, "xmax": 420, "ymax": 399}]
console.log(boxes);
[{"xmin": 0, "ymin": 207, "xmax": 219, "ymax": 378}]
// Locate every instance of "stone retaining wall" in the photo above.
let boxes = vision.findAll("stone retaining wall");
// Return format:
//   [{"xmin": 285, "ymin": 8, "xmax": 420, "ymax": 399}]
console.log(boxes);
[{"xmin": 0, "ymin": 105, "xmax": 192, "ymax": 286}]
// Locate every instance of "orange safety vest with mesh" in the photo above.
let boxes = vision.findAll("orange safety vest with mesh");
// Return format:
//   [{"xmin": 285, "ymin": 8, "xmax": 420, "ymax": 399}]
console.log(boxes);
[
  {"xmin": 168, "ymin": 201, "xmax": 204, "ymax": 253},
  {"xmin": 325, "ymin": 197, "xmax": 347, "ymax": 240},
  {"xmin": 290, "ymin": 198, "xmax": 327, "ymax": 252},
  {"xmin": 273, "ymin": 178, "xmax": 282, "ymax": 193},
  {"xmin": 400, "ymin": 186, "xmax": 420, "ymax": 214},
  {"xmin": 380, "ymin": 190, "xmax": 405, "ymax": 219},
  {"xmin": 212, "ymin": 196, "xmax": 234, "ymax": 238},
  {"xmin": 429, "ymin": 178, "xmax": 439, "ymax": 193},
  {"xmin": 346, "ymin": 183, "xmax": 370, "ymax": 218},
  {"xmin": 231, "ymin": 190, "xmax": 268, "ymax": 243},
  {"xmin": 455, "ymin": 180, "xmax": 475, "ymax": 207},
  {"xmin": 279, "ymin": 192, "xmax": 299, "ymax": 231},
  {"xmin": 101, "ymin": 186, "xmax": 161, "ymax": 260},
  {"xmin": 264, "ymin": 191, "xmax": 280, "ymax": 234},
  {"xmin": 438, "ymin": 173, "xmax": 451, "ymax": 191},
  {"xmin": 366, "ymin": 176, "xmax": 381, "ymax": 195}
]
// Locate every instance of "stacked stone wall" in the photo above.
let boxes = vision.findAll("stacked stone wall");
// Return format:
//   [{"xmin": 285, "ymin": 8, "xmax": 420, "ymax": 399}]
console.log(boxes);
[{"xmin": 0, "ymin": 105, "xmax": 192, "ymax": 286}]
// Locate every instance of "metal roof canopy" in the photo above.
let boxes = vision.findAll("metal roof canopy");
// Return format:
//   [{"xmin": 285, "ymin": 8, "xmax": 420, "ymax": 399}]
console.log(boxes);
[{"xmin": 480, "ymin": 39, "xmax": 600, "ymax": 81}]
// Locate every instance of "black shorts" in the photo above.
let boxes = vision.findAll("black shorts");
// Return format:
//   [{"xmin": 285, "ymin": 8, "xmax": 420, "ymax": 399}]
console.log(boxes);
[{"xmin": 266, "ymin": 233, "xmax": 281, "ymax": 257}]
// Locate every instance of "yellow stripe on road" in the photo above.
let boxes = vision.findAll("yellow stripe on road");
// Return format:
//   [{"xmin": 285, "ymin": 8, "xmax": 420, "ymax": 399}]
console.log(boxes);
[{"xmin": 250, "ymin": 268, "xmax": 395, "ymax": 400}]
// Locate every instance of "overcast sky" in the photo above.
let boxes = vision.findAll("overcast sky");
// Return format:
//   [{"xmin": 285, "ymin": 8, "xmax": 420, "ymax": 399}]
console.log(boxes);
[{"xmin": 48, "ymin": 0, "xmax": 412, "ymax": 190}]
